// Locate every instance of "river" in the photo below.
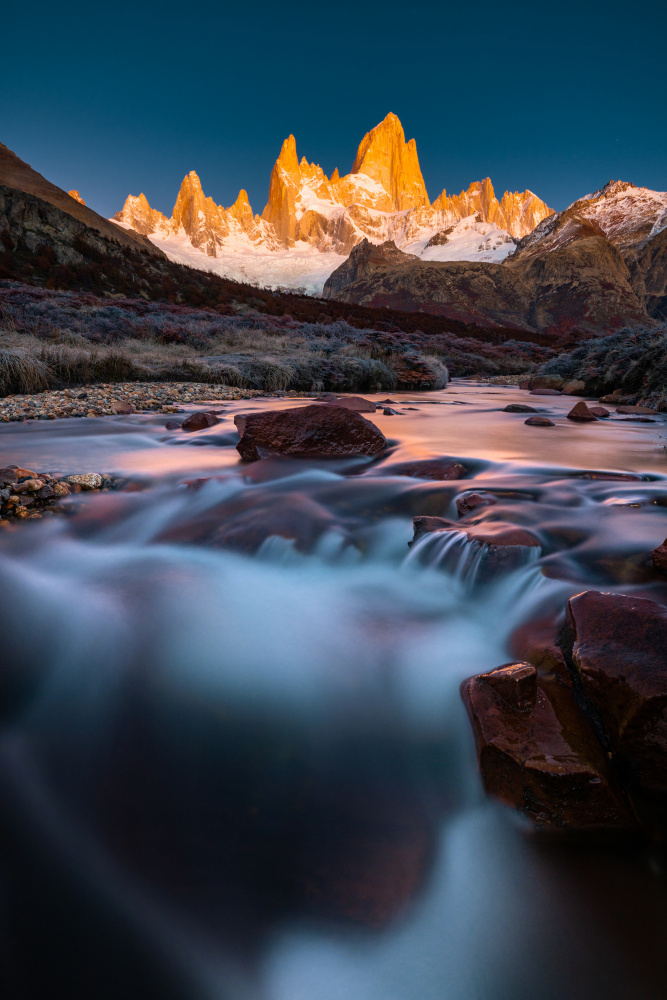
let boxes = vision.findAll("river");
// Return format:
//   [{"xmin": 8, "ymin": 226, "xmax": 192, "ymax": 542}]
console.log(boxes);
[{"xmin": 1, "ymin": 380, "xmax": 666, "ymax": 999}]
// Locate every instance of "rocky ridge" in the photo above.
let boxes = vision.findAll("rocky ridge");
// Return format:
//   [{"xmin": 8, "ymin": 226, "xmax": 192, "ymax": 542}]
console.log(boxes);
[{"xmin": 323, "ymin": 179, "xmax": 667, "ymax": 335}]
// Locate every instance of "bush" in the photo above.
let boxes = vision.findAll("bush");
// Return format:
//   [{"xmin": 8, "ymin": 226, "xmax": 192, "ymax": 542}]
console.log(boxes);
[
  {"xmin": 538, "ymin": 326, "xmax": 667, "ymax": 409},
  {"xmin": 0, "ymin": 349, "xmax": 51, "ymax": 395}
]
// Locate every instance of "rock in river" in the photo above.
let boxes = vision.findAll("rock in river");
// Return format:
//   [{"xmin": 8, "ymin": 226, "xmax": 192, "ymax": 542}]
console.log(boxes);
[{"xmin": 235, "ymin": 404, "xmax": 386, "ymax": 461}]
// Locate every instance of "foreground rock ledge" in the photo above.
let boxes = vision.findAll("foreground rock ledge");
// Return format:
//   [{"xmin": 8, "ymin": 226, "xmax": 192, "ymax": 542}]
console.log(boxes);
[
  {"xmin": 235, "ymin": 404, "xmax": 386, "ymax": 461},
  {"xmin": 461, "ymin": 590, "xmax": 667, "ymax": 836}
]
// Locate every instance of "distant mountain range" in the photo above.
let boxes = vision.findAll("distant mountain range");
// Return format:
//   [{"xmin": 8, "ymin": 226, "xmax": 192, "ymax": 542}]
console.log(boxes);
[
  {"xmin": 1, "ymin": 122, "xmax": 665, "ymax": 339},
  {"xmin": 113, "ymin": 113, "xmax": 553, "ymax": 293}
]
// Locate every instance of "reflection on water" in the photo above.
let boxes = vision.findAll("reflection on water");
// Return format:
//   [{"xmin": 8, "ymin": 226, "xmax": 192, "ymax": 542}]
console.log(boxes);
[{"xmin": 1, "ymin": 380, "xmax": 667, "ymax": 999}]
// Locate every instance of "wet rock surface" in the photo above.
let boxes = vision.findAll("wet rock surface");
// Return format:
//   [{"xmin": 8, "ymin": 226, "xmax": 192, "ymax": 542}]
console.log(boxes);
[
  {"xmin": 235, "ymin": 404, "xmax": 387, "ymax": 461},
  {"xmin": 463, "ymin": 590, "xmax": 667, "ymax": 838}
]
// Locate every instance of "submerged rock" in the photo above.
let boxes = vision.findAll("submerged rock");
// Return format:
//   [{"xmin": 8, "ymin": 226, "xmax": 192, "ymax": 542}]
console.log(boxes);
[
  {"xmin": 235, "ymin": 404, "xmax": 386, "ymax": 461},
  {"xmin": 387, "ymin": 458, "xmax": 467, "ymax": 481},
  {"xmin": 525, "ymin": 416, "xmax": 555, "ymax": 426},
  {"xmin": 503, "ymin": 403, "xmax": 537, "ymax": 413}
]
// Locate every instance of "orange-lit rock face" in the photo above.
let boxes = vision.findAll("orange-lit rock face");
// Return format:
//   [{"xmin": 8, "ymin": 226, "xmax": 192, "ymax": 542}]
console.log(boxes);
[
  {"xmin": 114, "ymin": 113, "xmax": 554, "ymax": 256},
  {"xmin": 68, "ymin": 189, "xmax": 86, "ymax": 206},
  {"xmin": 349, "ymin": 111, "xmax": 429, "ymax": 212},
  {"xmin": 431, "ymin": 178, "xmax": 551, "ymax": 239}
]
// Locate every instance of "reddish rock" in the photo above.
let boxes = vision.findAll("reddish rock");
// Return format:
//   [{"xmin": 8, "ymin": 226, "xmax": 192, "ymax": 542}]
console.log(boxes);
[
  {"xmin": 182, "ymin": 411, "xmax": 219, "ymax": 432},
  {"xmin": 235, "ymin": 405, "xmax": 386, "ymax": 461},
  {"xmin": 165, "ymin": 420, "xmax": 182, "ymax": 430},
  {"xmin": 456, "ymin": 492, "xmax": 497, "ymax": 517},
  {"xmin": 567, "ymin": 401, "xmax": 598, "ymax": 422},
  {"xmin": 530, "ymin": 388, "xmax": 562, "ymax": 396},
  {"xmin": 565, "ymin": 591, "xmax": 667, "ymax": 798},
  {"xmin": 111, "ymin": 400, "xmax": 134, "ymax": 414},
  {"xmin": 503, "ymin": 403, "xmax": 537, "ymax": 413},
  {"xmin": 461, "ymin": 662, "xmax": 632, "ymax": 829},
  {"xmin": 652, "ymin": 539, "xmax": 667, "ymax": 573},
  {"xmin": 519, "ymin": 380, "xmax": 531, "ymax": 390},
  {"xmin": 413, "ymin": 516, "xmax": 540, "ymax": 549},
  {"xmin": 387, "ymin": 458, "xmax": 467, "ymax": 481},
  {"xmin": 588, "ymin": 405, "xmax": 610, "ymax": 417},
  {"xmin": 525, "ymin": 416, "xmax": 554, "ymax": 426},
  {"xmin": 615, "ymin": 404, "xmax": 658, "ymax": 415},
  {"xmin": 321, "ymin": 395, "xmax": 376, "ymax": 413}
]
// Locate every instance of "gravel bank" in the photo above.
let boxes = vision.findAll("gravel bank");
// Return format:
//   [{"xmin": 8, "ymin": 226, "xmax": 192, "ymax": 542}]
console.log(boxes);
[{"xmin": 0, "ymin": 381, "xmax": 267, "ymax": 421}]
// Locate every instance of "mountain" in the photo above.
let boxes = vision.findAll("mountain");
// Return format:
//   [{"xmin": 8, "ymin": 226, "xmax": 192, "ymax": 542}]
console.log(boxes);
[
  {"xmin": 323, "ymin": 180, "xmax": 667, "ymax": 335},
  {"xmin": 113, "ymin": 113, "xmax": 553, "ymax": 293},
  {"xmin": 0, "ymin": 141, "xmax": 162, "ymax": 257}
]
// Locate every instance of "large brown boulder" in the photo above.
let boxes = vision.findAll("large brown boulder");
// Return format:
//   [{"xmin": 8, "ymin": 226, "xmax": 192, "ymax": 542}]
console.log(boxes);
[
  {"xmin": 235, "ymin": 404, "xmax": 386, "ymax": 461},
  {"xmin": 563, "ymin": 592, "xmax": 667, "ymax": 799},
  {"xmin": 461, "ymin": 661, "xmax": 632, "ymax": 829}
]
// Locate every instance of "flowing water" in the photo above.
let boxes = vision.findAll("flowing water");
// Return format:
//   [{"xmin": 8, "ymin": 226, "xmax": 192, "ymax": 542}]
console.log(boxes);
[{"xmin": 1, "ymin": 381, "xmax": 667, "ymax": 999}]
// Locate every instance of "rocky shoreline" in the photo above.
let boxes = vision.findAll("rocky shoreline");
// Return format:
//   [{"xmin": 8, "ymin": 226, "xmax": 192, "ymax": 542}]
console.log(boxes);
[{"xmin": 0, "ymin": 381, "xmax": 279, "ymax": 422}]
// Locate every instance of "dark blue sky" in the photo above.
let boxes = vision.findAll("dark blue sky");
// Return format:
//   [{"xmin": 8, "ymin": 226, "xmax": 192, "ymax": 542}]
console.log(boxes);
[{"xmin": 3, "ymin": 0, "xmax": 665, "ymax": 220}]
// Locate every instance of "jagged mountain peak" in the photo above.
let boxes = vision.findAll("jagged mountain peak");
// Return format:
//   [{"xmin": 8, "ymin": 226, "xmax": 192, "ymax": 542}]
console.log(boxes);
[{"xmin": 112, "ymin": 114, "xmax": 555, "ymax": 291}]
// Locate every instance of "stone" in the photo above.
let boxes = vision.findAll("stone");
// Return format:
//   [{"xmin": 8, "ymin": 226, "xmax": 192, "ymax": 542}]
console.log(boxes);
[
  {"xmin": 386, "ymin": 459, "xmax": 467, "ymax": 481},
  {"xmin": 562, "ymin": 379, "xmax": 587, "ymax": 395},
  {"xmin": 182, "ymin": 411, "xmax": 219, "ymax": 432},
  {"xmin": 564, "ymin": 591, "xmax": 667, "ymax": 798},
  {"xmin": 530, "ymin": 375, "xmax": 564, "ymax": 390},
  {"xmin": 52, "ymin": 482, "xmax": 71, "ymax": 497},
  {"xmin": 503, "ymin": 404, "xmax": 537, "ymax": 413},
  {"xmin": 36, "ymin": 484, "xmax": 55, "ymax": 500},
  {"xmin": 165, "ymin": 420, "xmax": 182, "ymax": 430},
  {"xmin": 110, "ymin": 400, "xmax": 134, "ymax": 414},
  {"xmin": 13, "ymin": 479, "xmax": 44, "ymax": 493},
  {"xmin": 66, "ymin": 473, "xmax": 103, "ymax": 490},
  {"xmin": 652, "ymin": 539, "xmax": 667, "ymax": 573},
  {"xmin": 383, "ymin": 407, "xmax": 399, "ymax": 415},
  {"xmin": 235, "ymin": 405, "xmax": 386, "ymax": 461},
  {"xmin": 13, "ymin": 468, "xmax": 38, "ymax": 479},
  {"xmin": 588, "ymin": 405, "xmax": 610, "ymax": 417},
  {"xmin": 461, "ymin": 662, "xmax": 632, "ymax": 829},
  {"xmin": 321, "ymin": 396, "xmax": 376, "ymax": 413},
  {"xmin": 525, "ymin": 416, "xmax": 554, "ymax": 426},
  {"xmin": 529, "ymin": 388, "xmax": 562, "ymax": 396},
  {"xmin": 0, "ymin": 467, "xmax": 18, "ymax": 485},
  {"xmin": 615, "ymin": 404, "xmax": 657, "ymax": 415},
  {"xmin": 413, "ymin": 517, "xmax": 539, "ymax": 549},
  {"xmin": 456, "ymin": 492, "xmax": 497, "ymax": 517},
  {"xmin": 567, "ymin": 401, "xmax": 598, "ymax": 421}
]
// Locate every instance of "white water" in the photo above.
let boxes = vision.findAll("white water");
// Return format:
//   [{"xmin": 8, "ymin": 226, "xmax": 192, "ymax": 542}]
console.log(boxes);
[{"xmin": 1, "ymin": 381, "xmax": 667, "ymax": 999}]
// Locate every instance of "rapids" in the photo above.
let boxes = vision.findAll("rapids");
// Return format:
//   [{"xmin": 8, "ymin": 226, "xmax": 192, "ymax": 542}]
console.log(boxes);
[{"xmin": 1, "ymin": 380, "xmax": 667, "ymax": 1000}]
